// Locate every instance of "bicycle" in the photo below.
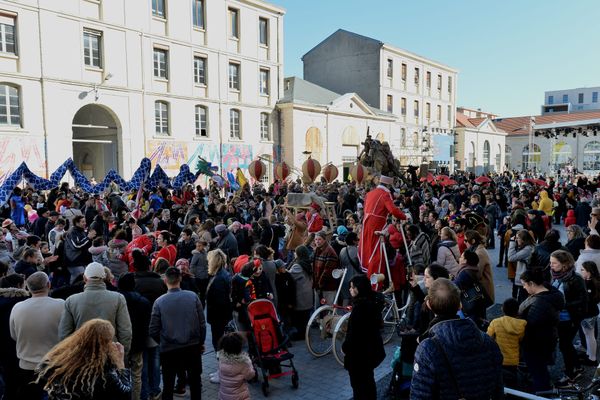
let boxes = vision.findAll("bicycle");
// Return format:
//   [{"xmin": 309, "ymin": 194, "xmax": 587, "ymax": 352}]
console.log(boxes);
[{"xmin": 514, "ymin": 377, "xmax": 600, "ymax": 400}]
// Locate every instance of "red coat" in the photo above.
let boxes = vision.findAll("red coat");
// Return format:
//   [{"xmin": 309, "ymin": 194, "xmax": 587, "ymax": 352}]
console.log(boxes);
[
  {"xmin": 358, "ymin": 186, "xmax": 406, "ymax": 278},
  {"xmin": 306, "ymin": 211, "xmax": 324, "ymax": 233},
  {"xmin": 564, "ymin": 210, "xmax": 576, "ymax": 228},
  {"xmin": 123, "ymin": 234, "xmax": 154, "ymax": 272},
  {"xmin": 152, "ymin": 244, "xmax": 177, "ymax": 268}
]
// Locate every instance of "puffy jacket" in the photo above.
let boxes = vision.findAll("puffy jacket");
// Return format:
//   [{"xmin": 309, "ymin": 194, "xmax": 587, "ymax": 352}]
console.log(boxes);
[
  {"xmin": 487, "ymin": 316, "xmax": 526, "ymax": 366},
  {"xmin": 411, "ymin": 318, "xmax": 504, "ymax": 400},
  {"xmin": 552, "ymin": 271, "xmax": 587, "ymax": 323},
  {"xmin": 217, "ymin": 351, "xmax": 255, "ymax": 400},
  {"xmin": 63, "ymin": 226, "xmax": 92, "ymax": 267},
  {"xmin": 507, "ymin": 242, "xmax": 534, "ymax": 286},
  {"xmin": 106, "ymin": 239, "xmax": 128, "ymax": 276},
  {"xmin": 564, "ymin": 210, "xmax": 576, "ymax": 228},
  {"xmin": 538, "ymin": 190, "xmax": 553, "ymax": 216},
  {"xmin": 436, "ymin": 240, "xmax": 460, "ymax": 277}
]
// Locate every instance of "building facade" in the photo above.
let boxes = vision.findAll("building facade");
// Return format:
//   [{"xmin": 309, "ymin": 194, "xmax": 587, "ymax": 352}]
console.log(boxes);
[
  {"xmin": 277, "ymin": 76, "xmax": 402, "ymax": 180},
  {"xmin": 455, "ymin": 111, "xmax": 507, "ymax": 174},
  {"xmin": 301, "ymin": 29, "xmax": 458, "ymax": 166},
  {"xmin": 0, "ymin": 0, "xmax": 284, "ymax": 181},
  {"xmin": 542, "ymin": 86, "xmax": 600, "ymax": 115},
  {"xmin": 498, "ymin": 110, "xmax": 600, "ymax": 174}
]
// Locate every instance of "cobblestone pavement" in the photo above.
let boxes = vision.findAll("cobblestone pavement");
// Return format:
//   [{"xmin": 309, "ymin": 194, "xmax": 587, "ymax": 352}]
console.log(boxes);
[{"xmin": 177, "ymin": 223, "xmax": 577, "ymax": 399}]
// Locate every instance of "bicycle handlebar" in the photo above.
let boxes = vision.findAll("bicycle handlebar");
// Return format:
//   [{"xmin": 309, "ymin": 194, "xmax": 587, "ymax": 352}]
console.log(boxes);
[{"xmin": 535, "ymin": 377, "xmax": 600, "ymax": 397}]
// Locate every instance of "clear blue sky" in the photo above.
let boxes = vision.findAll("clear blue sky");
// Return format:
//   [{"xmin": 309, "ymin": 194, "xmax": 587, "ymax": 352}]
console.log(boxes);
[{"xmin": 275, "ymin": 0, "xmax": 599, "ymax": 117}]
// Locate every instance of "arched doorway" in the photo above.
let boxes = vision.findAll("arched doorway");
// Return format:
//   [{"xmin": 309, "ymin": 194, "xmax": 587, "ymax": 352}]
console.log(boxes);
[
  {"xmin": 72, "ymin": 104, "xmax": 121, "ymax": 180},
  {"xmin": 342, "ymin": 126, "xmax": 359, "ymax": 182},
  {"xmin": 483, "ymin": 140, "xmax": 490, "ymax": 172},
  {"xmin": 552, "ymin": 141, "xmax": 572, "ymax": 171},
  {"xmin": 305, "ymin": 127, "xmax": 322, "ymax": 164},
  {"xmin": 495, "ymin": 144, "xmax": 502, "ymax": 172}
]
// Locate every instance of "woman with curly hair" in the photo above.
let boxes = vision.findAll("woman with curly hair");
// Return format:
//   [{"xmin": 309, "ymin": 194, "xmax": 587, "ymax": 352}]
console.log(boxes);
[{"xmin": 36, "ymin": 318, "xmax": 131, "ymax": 399}]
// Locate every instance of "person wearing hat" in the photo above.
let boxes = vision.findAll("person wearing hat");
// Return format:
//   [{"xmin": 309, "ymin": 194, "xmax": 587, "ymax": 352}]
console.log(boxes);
[
  {"xmin": 306, "ymin": 202, "xmax": 324, "ymax": 234},
  {"xmin": 359, "ymin": 175, "xmax": 406, "ymax": 281},
  {"xmin": 215, "ymin": 223, "xmax": 239, "ymax": 262},
  {"xmin": 58, "ymin": 262, "xmax": 132, "ymax": 354}
]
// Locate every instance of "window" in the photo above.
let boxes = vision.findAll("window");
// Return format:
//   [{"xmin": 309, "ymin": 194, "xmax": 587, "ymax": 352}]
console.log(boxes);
[
  {"xmin": 0, "ymin": 84, "xmax": 20, "ymax": 126},
  {"xmin": 579, "ymin": 93, "xmax": 584, "ymax": 104},
  {"xmin": 426, "ymin": 71, "xmax": 431, "ymax": 88},
  {"xmin": 413, "ymin": 132, "xmax": 419, "ymax": 147},
  {"xmin": 447, "ymin": 105, "xmax": 452, "ymax": 123},
  {"xmin": 387, "ymin": 59, "xmax": 393, "ymax": 78},
  {"xmin": 154, "ymin": 101, "xmax": 169, "ymax": 135},
  {"xmin": 195, "ymin": 105, "xmax": 207, "ymax": 137},
  {"xmin": 548, "ymin": 95, "xmax": 554, "ymax": 104},
  {"xmin": 401, "ymin": 128, "xmax": 406, "ymax": 146},
  {"xmin": 228, "ymin": 62, "xmax": 240, "ymax": 90},
  {"xmin": 386, "ymin": 95, "xmax": 393, "ymax": 113},
  {"xmin": 230, "ymin": 109, "xmax": 240, "ymax": 139},
  {"xmin": 448, "ymin": 76, "xmax": 452, "ymax": 94},
  {"xmin": 260, "ymin": 112, "xmax": 270, "ymax": 140},
  {"xmin": 593, "ymin": 92, "xmax": 598, "ymax": 103},
  {"xmin": 83, "ymin": 30, "xmax": 102, "ymax": 68},
  {"xmin": 425, "ymin": 102, "xmax": 431, "ymax": 119},
  {"xmin": 414, "ymin": 68, "xmax": 419, "ymax": 85},
  {"xmin": 414, "ymin": 100, "xmax": 419, "ymax": 117},
  {"xmin": 259, "ymin": 18, "xmax": 268, "ymax": 46},
  {"xmin": 153, "ymin": 48, "xmax": 168, "ymax": 79},
  {"xmin": 0, "ymin": 15, "xmax": 16, "ymax": 55},
  {"xmin": 193, "ymin": 56, "xmax": 206, "ymax": 85},
  {"xmin": 229, "ymin": 8, "xmax": 239, "ymax": 39},
  {"xmin": 192, "ymin": 0, "xmax": 204, "ymax": 29},
  {"xmin": 562, "ymin": 94, "xmax": 568, "ymax": 103},
  {"xmin": 437, "ymin": 74, "xmax": 442, "ymax": 91},
  {"xmin": 259, "ymin": 68, "xmax": 269, "ymax": 95},
  {"xmin": 401, "ymin": 98, "xmax": 406, "ymax": 116},
  {"xmin": 152, "ymin": 0, "xmax": 165, "ymax": 18},
  {"xmin": 401, "ymin": 63, "xmax": 406, "ymax": 81},
  {"xmin": 437, "ymin": 105, "xmax": 442, "ymax": 121}
]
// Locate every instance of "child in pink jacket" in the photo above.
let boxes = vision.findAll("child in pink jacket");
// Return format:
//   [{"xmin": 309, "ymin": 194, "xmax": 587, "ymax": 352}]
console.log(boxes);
[{"xmin": 217, "ymin": 332, "xmax": 256, "ymax": 400}]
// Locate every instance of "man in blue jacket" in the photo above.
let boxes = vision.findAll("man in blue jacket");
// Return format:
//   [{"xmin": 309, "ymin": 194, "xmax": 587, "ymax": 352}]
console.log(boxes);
[
  {"xmin": 149, "ymin": 267, "xmax": 206, "ymax": 400},
  {"xmin": 410, "ymin": 278, "xmax": 503, "ymax": 400}
]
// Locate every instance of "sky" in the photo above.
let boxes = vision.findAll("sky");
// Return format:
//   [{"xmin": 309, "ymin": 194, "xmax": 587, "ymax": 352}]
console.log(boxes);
[{"xmin": 274, "ymin": 0, "xmax": 600, "ymax": 118}]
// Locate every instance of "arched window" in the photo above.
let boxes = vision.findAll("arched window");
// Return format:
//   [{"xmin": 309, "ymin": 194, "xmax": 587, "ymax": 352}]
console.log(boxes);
[
  {"xmin": 305, "ymin": 127, "xmax": 322, "ymax": 162},
  {"xmin": 505, "ymin": 145, "xmax": 512, "ymax": 169},
  {"xmin": 495, "ymin": 144, "xmax": 502, "ymax": 172},
  {"xmin": 0, "ymin": 84, "xmax": 21, "ymax": 126},
  {"xmin": 342, "ymin": 126, "xmax": 359, "ymax": 146},
  {"xmin": 229, "ymin": 108, "xmax": 241, "ymax": 139},
  {"xmin": 468, "ymin": 141, "xmax": 475, "ymax": 169},
  {"xmin": 483, "ymin": 140, "xmax": 490, "ymax": 170},
  {"xmin": 154, "ymin": 101, "xmax": 169, "ymax": 135},
  {"xmin": 522, "ymin": 144, "xmax": 541, "ymax": 171},
  {"xmin": 552, "ymin": 141, "xmax": 572, "ymax": 169},
  {"xmin": 195, "ymin": 105, "xmax": 207, "ymax": 137},
  {"xmin": 584, "ymin": 141, "xmax": 600, "ymax": 172},
  {"xmin": 412, "ymin": 131, "xmax": 419, "ymax": 147},
  {"xmin": 376, "ymin": 132, "xmax": 385, "ymax": 142}
]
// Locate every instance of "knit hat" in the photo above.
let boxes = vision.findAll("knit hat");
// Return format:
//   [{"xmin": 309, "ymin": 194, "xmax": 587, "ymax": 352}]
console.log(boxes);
[
  {"xmin": 215, "ymin": 224, "xmax": 227, "ymax": 234},
  {"xmin": 84, "ymin": 262, "xmax": 106, "ymax": 279},
  {"xmin": 337, "ymin": 225, "xmax": 349, "ymax": 237}
]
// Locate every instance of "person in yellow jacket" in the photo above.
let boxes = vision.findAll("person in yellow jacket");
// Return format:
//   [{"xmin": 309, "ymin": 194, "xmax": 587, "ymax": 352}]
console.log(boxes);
[
  {"xmin": 487, "ymin": 298, "xmax": 527, "ymax": 388},
  {"xmin": 538, "ymin": 190, "xmax": 554, "ymax": 217}
]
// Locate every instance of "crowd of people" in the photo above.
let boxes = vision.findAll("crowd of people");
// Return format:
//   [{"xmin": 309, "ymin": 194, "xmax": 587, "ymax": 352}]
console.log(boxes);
[{"xmin": 0, "ymin": 170, "xmax": 599, "ymax": 399}]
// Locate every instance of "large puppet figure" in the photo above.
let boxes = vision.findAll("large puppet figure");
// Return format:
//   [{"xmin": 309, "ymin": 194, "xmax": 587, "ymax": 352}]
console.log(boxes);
[{"xmin": 358, "ymin": 175, "xmax": 406, "ymax": 279}]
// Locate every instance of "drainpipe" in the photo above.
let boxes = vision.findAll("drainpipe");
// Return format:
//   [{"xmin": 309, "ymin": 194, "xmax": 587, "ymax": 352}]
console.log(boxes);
[{"xmin": 36, "ymin": 0, "xmax": 49, "ymax": 177}]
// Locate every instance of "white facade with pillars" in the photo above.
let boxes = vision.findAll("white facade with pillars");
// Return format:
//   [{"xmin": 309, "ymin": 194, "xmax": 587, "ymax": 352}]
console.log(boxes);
[
  {"xmin": 455, "ymin": 116, "xmax": 507, "ymax": 174},
  {"xmin": 0, "ymin": 0, "xmax": 284, "ymax": 181}
]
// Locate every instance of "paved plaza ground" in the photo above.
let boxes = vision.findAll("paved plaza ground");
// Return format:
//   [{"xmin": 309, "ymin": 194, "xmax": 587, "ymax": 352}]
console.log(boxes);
[{"xmin": 179, "ymin": 224, "xmax": 574, "ymax": 399}]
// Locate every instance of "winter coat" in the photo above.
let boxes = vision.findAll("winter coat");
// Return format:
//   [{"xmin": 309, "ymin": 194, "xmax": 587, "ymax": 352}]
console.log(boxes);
[
  {"xmin": 89, "ymin": 245, "xmax": 109, "ymax": 266},
  {"xmin": 552, "ymin": 270, "xmax": 587, "ymax": 323},
  {"xmin": 107, "ymin": 239, "xmax": 128, "ymax": 276},
  {"xmin": 14, "ymin": 259, "xmax": 38, "ymax": 278},
  {"xmin": 37, "ymin": 362, "xmax": 132, "ymax": 400},
  {"xmin": 312, "ymin": 244, "xmax": 340, "ymax": 292},
  {"xmin": 507, "ymin": 242, "xmax": 534, "ymax": 286},
  {"xmin": 288, "ymin": 263, "xmax": 313, "ymax": 311},
  {"xmin": 584, "ymin": 278, "xmax": 600, "ymax": 319},
  {"xmin": 538, "ymin": 190, "xmax": 553, "ymax": 216},
  {"xmin": 206, "ymin": 268, "xmax": 232, "ymax": 324},
  {"xmin": 565, "ymin": 237, "xmax": 585, "ymax": 261},
  {"xmin": 519, "ymin": 287, "xmax": 564, "ymax": 363},
  {"xmin": 176, "ymin": 239, "xmax": 196, "ymax": 261},
  {"xmin": 529, "ymin": 240, "xmax": 566, "ymax": 270},
  {"xmin": 123, "ymin": 235, "xmax": 154, "ymax": 272},
  {"xmin": 152, "ymin": 244, "xmax": 177, "ymax": 268},
  {"xmin": 190, "ymin": 249, "xmax": 208, "ymax": 280},
  {"xmin": 575, "ymin": 248, "xmax": 600, "ymax": 274},
  {"xmin": 564, "ymin": 210, "xmax": 576, "ymax": 228},
  {"xmin": 411, "ymin": 318, "xmax": 504, "ymax": 400},
  {"xmin": 574, "ymin": 201, "xmax": 592, "ymax": 228},
  {"xmin": 0, "ymin": 288, "xmax": 29, "ymax": 365},
  {"xmin": 217, "ymin": 351, "xmax": 255, "ymax": 400},
  {"xmin": 436, "ymin": 240, "xmax": 460, "ymax": 277},
  {"xmin": 487, "ymin": 316, "xmax": 526, "ymax": 366},
  {"xmin": 342, "ymin": 295, "xmax": 385, "ymax": 371},
  {"xmin": 409, "ymin": 232, "xmax": 431, "ymax": 266},
  {"xmin": 216, "ymin": 232, "xmax": 239, "ymax": 261},
  {"xmin": 120, "ymin": 290, "xmax": 151, "ymax": 353},
  {"xmin": 134, "ymin": 271, "xmax": 167, "ymax": 305},
  {"xmin": 63, "ymin": 226, "xmax": 93, "ymax": 267},
  {"xmin": 474, "ymin": 244, "xmax": 495, "ymax": 303}
]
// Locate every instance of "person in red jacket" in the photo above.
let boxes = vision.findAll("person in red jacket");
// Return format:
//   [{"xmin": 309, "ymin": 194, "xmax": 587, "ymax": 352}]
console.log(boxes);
[
  {"xmin": 122, "ymin": 224, "xmax": 154, "ymax": 272},
  {"xmin": 306, "ymin": 202, "xmax": 324, "ymax": 233},
  {"xmin": 358, "ymin": 175, "xmax": 406, "ymax": 281},
  {"xmin": 152, "ymin": 230, "xmax": 177, "ymax": 268},
  {"xmin": 564, "ymin": 210, "xmax": 576, "ymax": 228}
]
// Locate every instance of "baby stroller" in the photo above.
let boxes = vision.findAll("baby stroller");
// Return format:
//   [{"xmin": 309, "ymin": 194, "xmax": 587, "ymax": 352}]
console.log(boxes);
[{"xmin": 247, "ymin": 299, "xmax": 299, "ymax": 396}]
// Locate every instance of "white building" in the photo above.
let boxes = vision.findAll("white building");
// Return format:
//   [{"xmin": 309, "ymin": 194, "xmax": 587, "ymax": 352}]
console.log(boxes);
[
  {"xmin": 0, "ymin": 0, "xmax": 284, "ymax": 182},
  {"xmin": 498, "ymin": 110, "xmax": 600, "ymax": 175},
  {"xmin": 455, "ymin": 111, "xmax": 507, "ymax": 174},
  {"xmin": 277, "ymin": 76, "xmax": 403, "ymax": 180},
  {"xmin": 542, "ymin": 87, "xmax": 600, "ymax": 115},
  {"xmin": 301, "ymin": 29, "xmax": 458, "ymax": 167}
]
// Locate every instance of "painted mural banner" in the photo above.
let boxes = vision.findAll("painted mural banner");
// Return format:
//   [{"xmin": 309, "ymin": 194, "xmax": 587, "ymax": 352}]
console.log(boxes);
[
  {"xmin": 146, "ymin": 140, "xmax": 189, "ymax": 176},
  {"xmin": 0, "ymin": 137, "xmax": 46, "ymax": 184}
]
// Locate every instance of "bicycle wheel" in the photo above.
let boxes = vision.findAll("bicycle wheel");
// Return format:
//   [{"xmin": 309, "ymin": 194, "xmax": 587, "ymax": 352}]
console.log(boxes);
[
  {"xmin": 381, "ymin": 295, "xmax": 399, "ymax": 344},
  {"xmin": 332, "ymin": 312, "xmax": 351, "ymax": 367},
  {"xmin": 305, "ymin": 305, "xmax": 335, "ymax": 357}
]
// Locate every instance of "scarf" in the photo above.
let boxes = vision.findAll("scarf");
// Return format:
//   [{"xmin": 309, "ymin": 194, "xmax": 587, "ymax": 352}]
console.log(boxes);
[{"xmin": 551, "ymin": 267, "xmax": 573, "ymax": 282}]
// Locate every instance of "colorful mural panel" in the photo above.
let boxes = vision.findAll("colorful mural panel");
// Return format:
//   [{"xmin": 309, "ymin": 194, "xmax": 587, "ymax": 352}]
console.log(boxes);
[{"xmin": 0, "ymin": 137, "xmax": 46, "ymax": 184}]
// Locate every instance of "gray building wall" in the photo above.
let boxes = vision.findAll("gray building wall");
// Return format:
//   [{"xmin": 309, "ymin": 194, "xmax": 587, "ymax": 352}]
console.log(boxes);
[{"xmin": 302, "ymin": 30, "xmax": 382, "ymax": 109}]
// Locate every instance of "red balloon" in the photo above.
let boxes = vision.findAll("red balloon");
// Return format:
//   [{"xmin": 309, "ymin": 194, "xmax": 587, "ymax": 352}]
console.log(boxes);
[
  {"xmin": 302, "ymin": 157, "xmax": 321, "ymax": 183},
  {"xmin": 322, "ymin": 164, "xmax": 339, "ymax": 183},
  {"xmin": 248, "ymin": 160, "xmax": 266, "ymax": 181},
  {"xmin": 351, "ymin": 163, "xmax": 366, "ymax": 184},
  {"xmin": 274, "ymin": 162, "xmax": 290, "ymax": 181}
]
